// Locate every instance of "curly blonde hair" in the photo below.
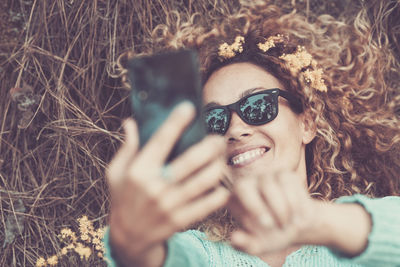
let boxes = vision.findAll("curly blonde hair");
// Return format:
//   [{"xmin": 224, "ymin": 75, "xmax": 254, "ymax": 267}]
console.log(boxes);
[{"xmin": 119, "ymin": 2, "xmax": 400, "ymax": 240}]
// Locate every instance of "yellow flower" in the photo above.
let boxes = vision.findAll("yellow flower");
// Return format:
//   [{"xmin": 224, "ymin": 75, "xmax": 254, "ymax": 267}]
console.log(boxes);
[
  {"xmin": 257, "ymin": 34, "xmax": 285, "ymax": 52},
  {"xmin": 218, "ymin": 43, "xmax": 235, "ymax": 58},
  {"xmin": 81, "ymin": 233, "xmax": 90, "ymax": 241},
  {"xmin": 61, "ymin": 247, "xmax": 69, "ymax": 255},
  {"xmin": 38, "ymin": 215, "xmax": 108, "ymax": 265},
  {"xmin": 302, "ymin": 68, "xmax": 327, "ymax": 92},
  {"xmin": 280, "ymin": 46, "xmax": 313, "ymax": 76},
  {"xmin": 96, "ymin": 226, "xmax": 107, "ymax": 239},
  {"xmin": 74, "ymin": 242, "xmax": 92, "ymax": 260},
  {"xmin": 78, "ymin": 215, "xmax": 95, "ymax": 243},
  {"xmin": 279, "ymin": 46, "xmax": 327, "ymax": 92},
  {"xmin": 35, "ymin": 257, "xmax": 46, "ymax": 267},
  {"xmin": 218, "ymin": 36, "xmax": 245, "ymax": 60},
  {"xmin": 60, "ymin": 227, "xmax": 77, "ymax": 243},
  {"xmin": 47, "ymin": 255, "xmax": 58, "ymax": 266}
]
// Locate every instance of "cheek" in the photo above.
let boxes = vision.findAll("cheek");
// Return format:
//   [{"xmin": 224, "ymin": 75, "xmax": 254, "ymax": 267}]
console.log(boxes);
[
  {"xmin": 282, "ymin": 125, "xmax": 304, "ymax": 151},
  {"xmin": 270, "ymin": 111, "xmax": 304, "ymax": 150}
]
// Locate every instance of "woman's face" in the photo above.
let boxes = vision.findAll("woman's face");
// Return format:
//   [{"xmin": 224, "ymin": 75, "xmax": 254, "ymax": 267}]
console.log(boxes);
[{"xmin": 203, "ymin": 62, "xmax": 315, "ymax": 184}]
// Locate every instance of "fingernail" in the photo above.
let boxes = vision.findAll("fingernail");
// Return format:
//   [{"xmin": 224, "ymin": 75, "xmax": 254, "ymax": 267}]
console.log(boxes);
[
  {"xmin": 122, "ymin": 117, "xmax": 130, "ymax": 126},
  {"xmin": 122, "ymin": 117, "xmax": 134, "ymax": 129},
  {"xmin": 231, "ymin": 231, "xmax": 245, "ymax": 245},
  {"xmin": 176, "ymin": 101, "xmax": 195, "ymax": 113}
]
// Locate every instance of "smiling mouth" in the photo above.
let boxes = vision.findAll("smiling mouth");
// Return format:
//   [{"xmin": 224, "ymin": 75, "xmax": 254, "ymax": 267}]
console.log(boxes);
[{"xmin": 228, "ymin": 147, "xmax": 270, "ymax": 166}]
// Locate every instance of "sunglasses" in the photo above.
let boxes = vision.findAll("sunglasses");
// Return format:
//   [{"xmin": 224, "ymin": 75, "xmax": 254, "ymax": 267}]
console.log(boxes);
[{"xmin": 203, "ymin": 88, "xmax": 302, "ymax": 135}]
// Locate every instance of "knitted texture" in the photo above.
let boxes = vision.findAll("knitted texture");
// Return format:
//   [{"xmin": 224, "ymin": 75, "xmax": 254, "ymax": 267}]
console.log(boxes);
[{"xmin": 104, "ymin": 195, "xmax": 400, "ymax": 267}]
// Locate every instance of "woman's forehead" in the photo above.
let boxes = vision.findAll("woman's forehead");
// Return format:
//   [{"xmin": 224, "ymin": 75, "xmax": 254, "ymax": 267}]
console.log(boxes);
[{"xmin": 202, "ymin": 62, "xmax": 285, "ymax": 105}]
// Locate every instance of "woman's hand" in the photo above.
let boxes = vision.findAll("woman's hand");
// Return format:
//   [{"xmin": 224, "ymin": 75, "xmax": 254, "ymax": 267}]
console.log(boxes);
[
  {"xmin": 107, "ymin": 102, "xmax": 230, "ymax": 267},
  {"xmin": 228, "ymin": 170, "xmax": 371, "ymax": 258},
  {"xmin": 228, "ymin": 170, "xmax": 316, "ymax": 256}
]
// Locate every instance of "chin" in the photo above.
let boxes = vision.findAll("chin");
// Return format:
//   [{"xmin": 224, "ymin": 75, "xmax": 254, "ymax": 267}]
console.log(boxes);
[
  {"xmin": 228, "ymin": 164, "xmax": 268, "ymax": 180},
  {"xmin": 229, "ymin": 156, "xmax": 287, "ymax": 180}
]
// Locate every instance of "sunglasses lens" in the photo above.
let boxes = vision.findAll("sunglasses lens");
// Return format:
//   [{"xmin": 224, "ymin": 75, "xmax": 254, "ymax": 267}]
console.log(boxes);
[
  {"xmin": 204, "ymin": 108, "xmax": 229, "ymax": 134},
  {"xmin": 239, "ymin": 93, "xmax": 277, "ymax": 124}
]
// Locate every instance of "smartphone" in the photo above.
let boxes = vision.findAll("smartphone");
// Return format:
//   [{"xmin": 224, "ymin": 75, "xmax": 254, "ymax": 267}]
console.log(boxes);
[{"xmin": 127, "ymin": 49, "xmax": 206, "ymax": 162}]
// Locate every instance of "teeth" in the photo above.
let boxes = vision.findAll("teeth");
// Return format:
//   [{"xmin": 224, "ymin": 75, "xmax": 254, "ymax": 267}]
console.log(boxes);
[{"xmin": 231, "ymin": 148, "xmax": 266, "ymax": 165}]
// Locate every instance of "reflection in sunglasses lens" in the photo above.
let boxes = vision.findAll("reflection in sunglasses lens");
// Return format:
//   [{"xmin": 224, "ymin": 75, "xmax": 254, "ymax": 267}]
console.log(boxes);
[
  {"xmin": 205, "ymin": 108, "xmax": 228, "ymax": 133},
  {"xmin": 240, "ymin": 94, "xmax": 276, "ymax": 123},
  {"xmin": 204, "ymin": 90, "xmax": 282, "ymax": 134}
]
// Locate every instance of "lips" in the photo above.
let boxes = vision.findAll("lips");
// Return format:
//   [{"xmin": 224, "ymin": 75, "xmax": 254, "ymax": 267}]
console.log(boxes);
[{"xmin": 228, "ymin": 147, "xmax": 270, "ymax": 166}]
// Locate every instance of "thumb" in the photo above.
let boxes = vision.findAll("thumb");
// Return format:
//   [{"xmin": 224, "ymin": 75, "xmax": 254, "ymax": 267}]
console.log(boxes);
[{"xmin": 106, "ymin": 118, "xmax": 139, "ymax": 189}]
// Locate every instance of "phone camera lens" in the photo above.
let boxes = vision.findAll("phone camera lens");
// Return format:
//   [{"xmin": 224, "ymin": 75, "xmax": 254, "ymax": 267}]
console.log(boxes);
[{"xmin": 138, "ymin": 90, "xmax": 148, "ymax": 100}]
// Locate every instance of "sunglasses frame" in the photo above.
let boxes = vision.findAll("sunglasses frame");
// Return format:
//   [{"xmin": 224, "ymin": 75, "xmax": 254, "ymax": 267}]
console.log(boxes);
[{"xmin": 203, "ymin": 88, "xmax": 302, "ymax": 134}]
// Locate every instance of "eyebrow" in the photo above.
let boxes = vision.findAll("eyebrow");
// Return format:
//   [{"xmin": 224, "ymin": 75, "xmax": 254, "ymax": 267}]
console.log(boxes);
[{"xmin": 203, "ymin": 87, "xmax": 265, "ymax": 109}]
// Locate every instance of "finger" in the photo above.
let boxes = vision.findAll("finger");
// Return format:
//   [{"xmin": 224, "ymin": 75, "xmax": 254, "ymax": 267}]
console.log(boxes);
[
  {"xmin": 124, "ymin": 166, "xmax": 167, "ymax": 210},
  {"xmin": 138, "ymin": 101, "xmax": 196, "ymax": 166},
  {"xmin": 163, "ymin": 159, "xmax": 225, "ymax": 209},
  {"xmin": 233, "ymin": 179, "xmax": 275, "ymax": 229},
  {"xmin": 107, "ymin": 118, "xmax": 139, "ymax": 189},
  {"xmin": 227, "ymin": 193, "xmax": 274, "ymax": 232},
  {"xmin": 169, "ymin": 186, "xmax": 230, "ymax": 232},
  {"xmin": 232, "ymin": 227, "xmax": 297, "ymax": 256},
  {"xmin": 277, "ymin": 171, "xmax": 313, "ymax": 227},
  {"xmin": 123, "ymin": 118, "xmax": 140, "ymax": 152},
  {"xmin": 259, "ymin": 175, "xmax": 291, "ymax": 228},
  {"xmin": 231, "ymin": 230, "xmax": 263, "ymax": 255},
  {"xmin": 226, "ymin": 195, "xmax": 249, "ymax": 228},
  {"xmin": 277, "ymin": 171, "xmax": 305, "ymax": 220},
  {"xmin": 109, "ymin": 219, "xmax": 128, "ymax": 252},
  {"xmin": 220, "ymin": 175, "xmax": 234, "ymax": 192},
  {"xmin": 167, "ymin": 135, "xmax": 225, "ymax": 183}
]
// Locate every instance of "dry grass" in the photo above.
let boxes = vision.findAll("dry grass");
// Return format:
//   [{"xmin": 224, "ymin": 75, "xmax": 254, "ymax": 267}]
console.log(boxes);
[{"xmin": 0, "ymin": 0, "xmax": 394, "ymax": 266}]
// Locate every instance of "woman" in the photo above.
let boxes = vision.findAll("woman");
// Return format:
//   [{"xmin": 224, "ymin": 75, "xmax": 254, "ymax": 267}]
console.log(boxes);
[{"xmin": 105, "ymin": 3, "xmax": 400, "ymax": 267}]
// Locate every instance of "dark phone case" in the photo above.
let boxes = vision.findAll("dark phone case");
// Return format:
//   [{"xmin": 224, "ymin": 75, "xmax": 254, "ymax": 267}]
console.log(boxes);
[{"xmin": 128, "ymin": 49, "xmax": 206, "ymax": 162}]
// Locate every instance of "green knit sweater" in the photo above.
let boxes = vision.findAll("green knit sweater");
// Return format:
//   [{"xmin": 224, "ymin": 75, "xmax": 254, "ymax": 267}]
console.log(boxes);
[{"xmin": 104, "ymin": 194, "xmax": 400, "ymax": 266}]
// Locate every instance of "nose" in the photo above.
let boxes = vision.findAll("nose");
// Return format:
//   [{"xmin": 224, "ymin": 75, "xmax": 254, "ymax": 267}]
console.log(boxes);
[{"xmin": 225, "ymin": 112, "xmax": 254, "ymax": 142}]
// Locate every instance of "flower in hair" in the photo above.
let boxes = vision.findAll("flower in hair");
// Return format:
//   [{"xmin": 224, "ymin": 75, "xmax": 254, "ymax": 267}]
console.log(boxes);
[
  {"xmin": 257, "ymin": 34, "xmax": 285, "ymax": 52},
  {"xmin": 218, "ymin": 36, "xmax": 245, "ymax": 60},
  {"xmin": 279, "ymin": 46, "xmax": 327, "ymax": 92},
  {"xmin": 301, "ymin": 68, "xmax": 327, "ymax": 92},
  {"xmin": 279, "ymin": 46, "xmax": 312, "ymax": 76}
]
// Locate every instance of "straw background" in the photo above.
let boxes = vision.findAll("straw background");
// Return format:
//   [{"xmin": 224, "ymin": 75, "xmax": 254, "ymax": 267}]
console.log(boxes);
[{"xmin": 0, "ymin": 0, "xmax": 398, "ymax": 266}]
